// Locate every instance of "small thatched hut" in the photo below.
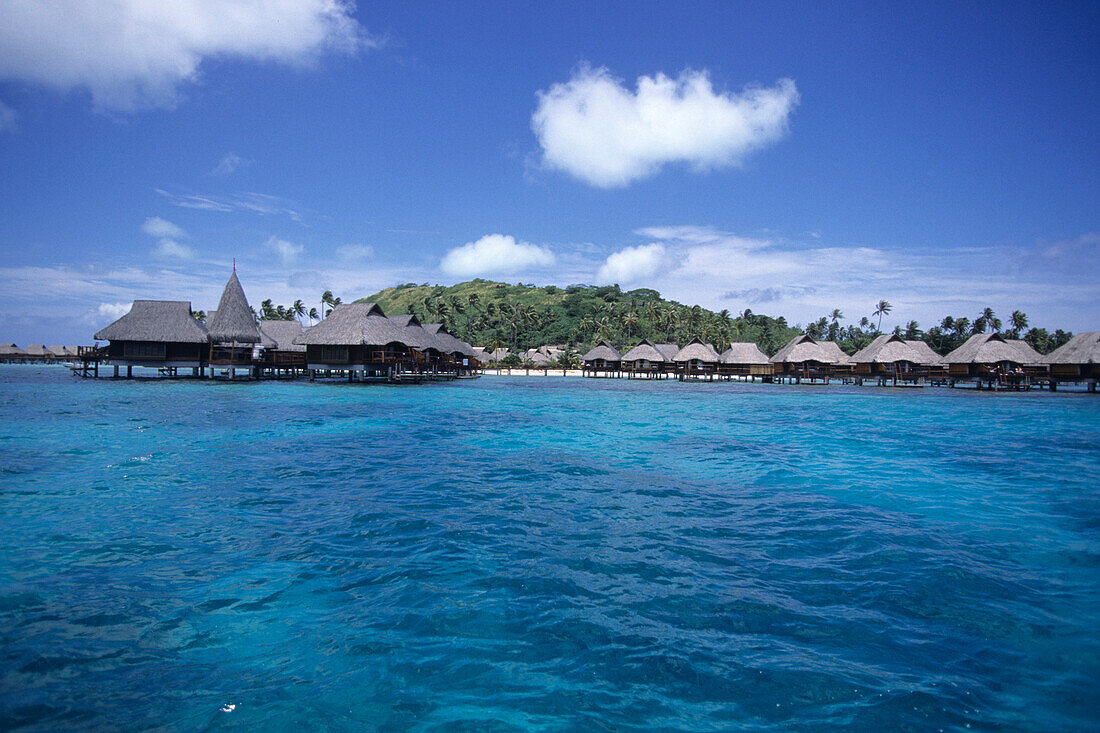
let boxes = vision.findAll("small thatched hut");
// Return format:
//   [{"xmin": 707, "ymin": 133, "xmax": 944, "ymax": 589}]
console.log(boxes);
[
  {"xmin": 942, "ymin": 333, "xmax": 1045, "ymax": 387},
  {"xmin": 207, "ymin": 271, "xmax": 262, "ymax": 366},
  {"xmin": 94, "ymin": 300, "xmax": 209, "ymax": 373},
  {"xmin": 1042, "ymin": 332, "xmax": 1100, "ymax": 390},
  {"xmin": 770, "ymin": 334, "xmax": 845, "ymax": 382},
  {"xmin": 620, "ymin": 339, "xmax": 676, "ymax": 378},
  {"xmin": 258, "ymin": 320, "xmax": 306, "ymax": 369},
  {"xmin": 718, "ymin": 342, "xmax": 771, "ymax": 378},
  {"xmin": 295, "ymin": 302, "xmax": 415, "ymax": 376},
  {"xmin": 674, "ymin": 338, "xmax": 721, "ymax": 378},
  {"xmin": 0, "ymin": 343, "xmax": 22, "ymax": 362},
  {"xmin": 582, "ymin": 341, "xmax": 621, "ymax": 377},
  {"xmin": 851, "ymin": 334, "xmax": 928, "ymax": 381},
  {"xmin": 422, "ymin": 323, "xmax": 479, "ymax": 372}
]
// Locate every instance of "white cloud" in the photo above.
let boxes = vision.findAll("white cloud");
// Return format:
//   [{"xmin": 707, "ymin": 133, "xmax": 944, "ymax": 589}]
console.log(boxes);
[
  {"xmin": 0, "ymin": 99, "xmax": 15, "ymax": 132},
  {"xmin": 97, "ymin": 302, "xmax": 131, "ymax": 320},
  {"xmin": 597, "ymin": 243, "xmax": 665, "ymax": 284},
  {"xmin": 0, "ymin": 0, "xmax": 373, "ymax": 112},
  {"xmin": 264, "ymin": 235, "xmax": 303, "ymax": 266},
  {"xmin": 211, "ymin": 152, "xmax": 246, "ymax": 176},
  {"xmin": 532, "ymin": 66, "xmax": 799, "ymax": 187},
  {"xmin": 336, "ymin": 244, "xmax": 374, "ymax": 261},
  {"xmin": 142, "ymin": 216, "xmax": 186, "ymax": 239},
  {"xmin": 440, "ymin": 234, "xmax": 555, "ymax": 277},
  {"xmin": 153, "ymin": 238, "xmax": 195, "ymax": 259}
]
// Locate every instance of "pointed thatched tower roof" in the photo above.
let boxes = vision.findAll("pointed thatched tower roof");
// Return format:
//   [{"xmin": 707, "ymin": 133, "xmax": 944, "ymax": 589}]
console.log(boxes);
[
  {"xmin": 851, "ymin": 334, "xmax": 925, "ymax": 364},
  {"xmin": 95, "ymin": 301, "xmax": 209, "ymax": 343},
  {"xmin": 1042, "ymin": 332, "xmax": 1100, "ymax": 365},
  {"xmin": 770, "ymin": 334, "xmax": 841, "ymax": 364},
  {"xmin": 207, "ymin": 271, "xmax": 261, "ymax": 344},
  {"xmin": 943, "ymin": 333, "xmax": 1041, "ymax": 365},
  {"xmin": 621, "ymin": 339, "xmax": 669, "ymax": 363},
  {"xmin": 582, "ymin": 341, "xmax": 621, "ymax": 362},
  {"xmin": 720, "ymin": 342, "xmax": 769, "ymax": 365},
  {"xmin": 673, "ymin": 338, "xmax": 720, "ymax": 363}
]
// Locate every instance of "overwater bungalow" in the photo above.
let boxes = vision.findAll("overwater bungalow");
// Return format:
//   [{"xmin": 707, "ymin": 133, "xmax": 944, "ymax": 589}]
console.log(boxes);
[
  {"xmin": 582, "ymin": 341, "xmax": 622, "ymax": 377},
  {"xmin": 422, "ymin": 322, "xmax": 480, "ymax": 375},
  {"xmin": 93, "ymin": 300, "xmax": 209, "ymax": 377},
  {"xmin": 717, "ymin": 342, "xmax": 772, "ymax": 380},
  {"xmin": 674, "ymin": 338, "xmax": 721, "ymax": 380},
  {"xmin": 851, "ymin": 334, "xmax": 930, "ymax": 385},
  {"xmin": 943, "ymin": 333, "xmax": 1046, "ymax": 389},
  {"xmin": 257, "ymin": 320, "xmax": 307, "ymax": 375},
  {"xmin": 1042, "ymin": 332, "xmax": 1100, "ymax": 392},
  {"xmin": 0, "ymin": 343, "xmax": 26, "ymax": 363},
  {"xmin": 206, "ymin": 271, "xmax": 262, "ymax": 377},
  {"xmin": 47, "ymin": 345, "xmax": 76, "ymax": 360},
  {"xmin": 620, "ymin": 339, "xmax": 676, "ymax": 379},
  {"xmin": 770, "ymin": 334, "xmax": 846, "ymax": 383},
  {"xmin": 295, "ymin": 302, "xmax": 424, "ymax": 380},
  {"xmin": 21, "ymin": 344, "xmax": 50, "ymax": 361}
]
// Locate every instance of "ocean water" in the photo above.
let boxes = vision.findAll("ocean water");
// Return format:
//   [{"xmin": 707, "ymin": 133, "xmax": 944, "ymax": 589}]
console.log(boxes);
[{"xmin": 0, "ymin": 365, "xmax": 1098, "ymax": 732}]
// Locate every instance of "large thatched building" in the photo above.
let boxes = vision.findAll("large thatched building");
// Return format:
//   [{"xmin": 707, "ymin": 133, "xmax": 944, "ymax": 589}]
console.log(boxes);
[
  {"xmin": 94, "ymin": 300, "xmax": 209, "ymax": 374},
  {"xmin": 718, "ymin": 342, "xmax": 771, "ymax": 379},
  {"xmin": 582, "ymin": 341, "xmax": 621, "ymax": 377},
  {"xmin": 294, "ymin": 302, "xmax": 428, "ymax": 378}
]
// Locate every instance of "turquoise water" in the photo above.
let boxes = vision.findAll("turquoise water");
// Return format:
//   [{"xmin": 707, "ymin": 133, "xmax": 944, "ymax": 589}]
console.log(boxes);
[{"xmin": 1, "ymin": 365, "xmax": 1098, "ymax": 731}]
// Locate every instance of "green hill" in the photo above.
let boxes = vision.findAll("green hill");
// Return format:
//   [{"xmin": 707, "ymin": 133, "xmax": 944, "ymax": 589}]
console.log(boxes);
[{"xmin": 358, "ymin": 279, "xmax": 801, "ymax": 355}]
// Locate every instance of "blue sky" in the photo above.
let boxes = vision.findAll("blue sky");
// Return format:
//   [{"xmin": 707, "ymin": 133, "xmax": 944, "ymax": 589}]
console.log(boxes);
[{"xmin": 1, "ymin": 0, "xmax": 1097, "ymax": 345}]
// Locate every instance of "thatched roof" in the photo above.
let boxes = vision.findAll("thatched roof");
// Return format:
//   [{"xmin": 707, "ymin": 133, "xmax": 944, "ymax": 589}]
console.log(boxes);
[
  {"xmin": 528, "ymin": 351, "xmax": 552, "ymax": 365},
  {"xmin": 207, "ymin": 272, "xmax": 261, "ymax": 344},
  {"xmin": 47, "ymin": 345, "xmax": 77, "ymax": 357},
  {"xmin": 385, "ymin": 314, "xmax": 437, "ymax": 350},
  {"xmin": 720, "ymin": 342, "xmax": 769, "ymax": 365},
  {"xmin": 943, "ymin": 333, "xmax": 1039, "ymax": 365},
  {"xmin": 1008, "ymin": 339, "xmax": 1043, "ymax": 364},
  {"xmin": 422, "ymin": 323, "xmax": 477, "ymax": 357},
  {"xmin": 905, "ymin": 340, "xmax": 943, "ymax": 365},
  {"xmin": 851, "ymin": 334, "xmax": 924, "ymax": 365},
  {"xmin": 582, "ymin": 341, "xmax": 621, "ymax": 362},
  {"xmin": 656, "ymin": 343, "xmax": 680, "ymax": 360},
  {"xmin": 1042, "ymin": 332, "xmax": 1100, "ymax": 365},
  {"xmin": 621, "ymin": 339, "xmax": 668, "ymax": 363},
  {"xmin": 23, "ymin": 344, "xmax": 49, "ymax": 356},
  {"xmin": 258, "ymin": 320, "xmax": 306, "ymax": 352},
  {"xmin": 0, "ymin": 343, "xmax": 21, "ymax": 356},
  {"xmin": 294, "ymin": 303, "xmax": 411, "ymax": 346},
  {"xmin": 95, "ymin": 300, "xmax": 209, "ymax": 343},
  {"xmin": 674, "ymin": 338, "xmax": 720, "ymax": 363},
  {"xmin": 770, "ymin": 334, "xmax": 841, "ymax": 364}
]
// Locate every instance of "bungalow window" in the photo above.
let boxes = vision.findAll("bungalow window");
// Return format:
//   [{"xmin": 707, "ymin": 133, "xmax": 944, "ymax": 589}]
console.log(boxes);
[
  {"xmin": 320, "ymin": 346, "xmax": 349, "ymax": 362},
  {"xmin": 123, "ymin": 341, "xmax": 166, "ymax": 358}
]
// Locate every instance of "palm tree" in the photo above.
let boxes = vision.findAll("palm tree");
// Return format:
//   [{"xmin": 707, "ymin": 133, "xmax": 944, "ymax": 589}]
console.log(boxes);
[
  {"xmin": 903, "ymin": 320, "xmax": 921, "ymax": 339},
  {"xmin": 1009, "ymin": 310, "xmax": 1028, "ymax": 338},
  {"xmin": 873, "ymin": 300, "xmax": 892, "ymax": 332},
  {"xmin": 292, "ymin": 299, "xmax": 306, "ymax": 324},
  {"xmin": 308, "ymin": 307, "xmax": 319, "ymax": 325}
]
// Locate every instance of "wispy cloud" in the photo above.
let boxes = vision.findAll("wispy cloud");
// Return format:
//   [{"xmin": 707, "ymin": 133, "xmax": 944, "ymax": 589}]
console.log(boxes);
[
  {"xmin": 0, "ymin": 99, "xmax": 15, "ymax": 133},
  {"xmin": 440, "ymin": 234, "xmax": 555, "ymax": 277},
  {"xmin": 263, "ymin": 236, "xmax": 304, "ymax": 266},
  {"xmin": 336, "ymin": 244, "xmax": 374, "ymax": 261},
  {"xmin": 211, "ymin": 152, "xmax": 248, "ymax": 177},
  {"xmin": 0, "ymin": 0, "xmax": 376, "ymax": 112},
  {"xmin": 532, "ymin": 66, "xmax": 799, "ymax": 187},
  {"xmin": 155, "ymin": 189, "xmax": 303, "ymax": 221},
  {"xmin": 142, "ymin": 216, "xmax": 185, "ymax": 239}
]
